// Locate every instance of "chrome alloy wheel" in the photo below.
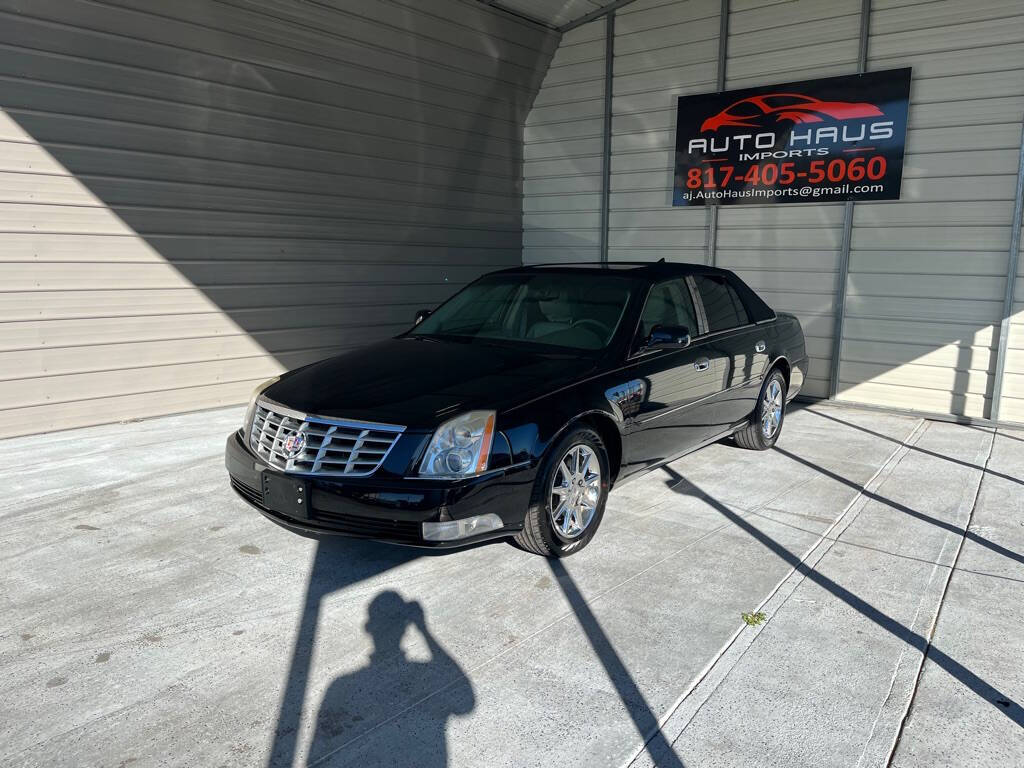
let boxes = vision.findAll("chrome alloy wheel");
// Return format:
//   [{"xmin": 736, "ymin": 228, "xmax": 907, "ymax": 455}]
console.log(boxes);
[
  {"xmin": 761, "ymin": 378, "xmax": 784, "ymax": 439},
  {"xmin": 549, "ymin": 444, "xmax": 602, "ymax": 539}
]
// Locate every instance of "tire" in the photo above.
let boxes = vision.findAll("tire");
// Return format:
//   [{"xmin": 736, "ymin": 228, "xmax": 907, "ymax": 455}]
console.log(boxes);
[
  {"xmin": 735, "ymin": 368, "xmax": 787, "ymax": 450},
  {"xmin": 513, "ymin": 427, "xmax": 610, "ymax": 557}
]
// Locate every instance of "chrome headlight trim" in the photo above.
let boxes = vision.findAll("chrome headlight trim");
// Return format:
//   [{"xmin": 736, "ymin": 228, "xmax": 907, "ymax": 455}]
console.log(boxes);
[{"xmin": 418, "ymin": 410, "xmax": 496, "ymax": 478}]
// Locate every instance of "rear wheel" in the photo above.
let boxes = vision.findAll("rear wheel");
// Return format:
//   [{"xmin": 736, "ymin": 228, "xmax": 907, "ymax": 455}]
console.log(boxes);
[
  {"xmin": 735, "ymin": 369, "xmax": 787, "ymax": 450},
  {"xmin": 514, "ymin": 427, "xmax": 609, "ymax": 557}
]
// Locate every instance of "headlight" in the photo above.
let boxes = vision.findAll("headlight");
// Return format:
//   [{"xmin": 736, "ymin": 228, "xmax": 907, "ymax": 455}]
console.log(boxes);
[
  {"xmin": 419, "ymin": 411, "xmax": 496, "ymax": 478},
  {"xmin": 242, "ymin": 376, "xmax": 279, "ymax": 440}
]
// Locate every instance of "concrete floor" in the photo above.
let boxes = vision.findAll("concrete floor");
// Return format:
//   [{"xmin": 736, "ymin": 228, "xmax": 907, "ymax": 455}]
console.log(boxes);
[{"xmin": 2, "ymin": 402, "xmax": 1022, "ymax": 767}]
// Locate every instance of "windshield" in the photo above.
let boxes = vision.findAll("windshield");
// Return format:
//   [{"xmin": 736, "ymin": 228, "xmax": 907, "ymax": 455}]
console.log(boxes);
[{"xmin": 410, "ymin": 272, "xmax": 635, "ymax": 351}]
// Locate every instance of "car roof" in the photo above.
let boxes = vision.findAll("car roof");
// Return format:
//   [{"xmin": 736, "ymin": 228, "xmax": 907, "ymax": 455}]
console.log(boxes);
[{"xmin": 496, "ymin": 261, "xmax": 736, "ymax": 282}]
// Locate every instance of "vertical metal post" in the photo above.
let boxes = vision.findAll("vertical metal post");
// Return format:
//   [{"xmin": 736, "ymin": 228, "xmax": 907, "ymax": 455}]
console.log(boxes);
[
  {"xmin": 715, "ymin": 0, "xmax": 728, "ymax": 98},
  {"xmin": 990, "ymin": 116, "xmax": 1024, "ymax": 422},
  {"xmin": 598, "ymin": 12, "xmax": 614, "ymax": 264},
  {"xmin": 828, "ymin": 0, "xmax": 872, "ymax": 399},
  {"xmin": 706, "ymin": 0, "xmax": 729, "ymax": 266}
]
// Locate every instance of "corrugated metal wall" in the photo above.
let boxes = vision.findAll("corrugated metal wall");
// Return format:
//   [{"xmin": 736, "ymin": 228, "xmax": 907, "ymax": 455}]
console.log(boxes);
[
  {"xmin": 523, "ymin": 17, "xmax": 607, "ymax": 264},
  {"xmin": 608, "ymin": 0, "xmax": 717, "ymax": 265},
  {"xmin": 497, "ymin": 0, "xmax": 605, "ymax": 28},
  {"xmin": 718, "ymin": 0, "xmax": 860, "ymax": 400},
  {"xmin": 1002, "ymin": 205, "xmax": 1024, "ymax": 422},
  {"xmin": 524, "ymin": 0, "xmax": 864, "ymax": 399},
  {"xmin": 838, "ymin": 0, "xmax": 1024, "ymax": 419},
  {"xmin": 0, "ymin": 0, "xmax": 557, "ymax": 438},
  {"xmin": 521, "ymin": 0, "xmax": 1024, "ymax": 422}
]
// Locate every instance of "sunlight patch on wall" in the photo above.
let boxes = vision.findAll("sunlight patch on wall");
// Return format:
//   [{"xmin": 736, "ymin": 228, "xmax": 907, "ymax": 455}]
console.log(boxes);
[
  {"xmin": 835, "ymin": 324, "xmax": 1000, "ymax": 420},
  {"xmin": 0, "ymin": 110, "xmax": 283, "ymax": 438},
  {"xmin": 1001, "ymin": 271, "xmax": 1024, "ymax": 423}
]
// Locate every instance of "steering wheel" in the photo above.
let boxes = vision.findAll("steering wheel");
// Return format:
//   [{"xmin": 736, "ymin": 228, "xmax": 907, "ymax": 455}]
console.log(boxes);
[{"xmin": 571, "ymin": 318, "xmax": 611, "ymax": 339}]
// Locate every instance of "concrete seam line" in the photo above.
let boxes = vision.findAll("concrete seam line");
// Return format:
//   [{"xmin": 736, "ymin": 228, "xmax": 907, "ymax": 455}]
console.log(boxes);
[
  {"xmin": 306, "ymin": 507, "xmax": 741, "ymax": 765},
  {"xmin": 679, "ymin": 419, "xmax": 929, "ymax": 737},
  {"xmin": 882, "ymin": 427, "xmax": 997, "ymax": 766},
  {"xmin": 310, "ymin": 425, "xmax": 859, "ymax": 765},
  {"xmin": 855, "ymin": 426, "xmax": 994, "ymax": 766},
  {"xmin": 622, "ymin": 417, "xmax": 928, "ymax": 768},
  {"xmin": 555, "ymin": 443, "xmax": 839, "ymax": 619}
]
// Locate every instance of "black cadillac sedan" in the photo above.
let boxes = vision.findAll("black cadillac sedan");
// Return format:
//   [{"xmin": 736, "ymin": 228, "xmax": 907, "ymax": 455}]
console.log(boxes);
[{"xmin": 226, "ymin": 262, "xmax": 806, "ymax": 556}]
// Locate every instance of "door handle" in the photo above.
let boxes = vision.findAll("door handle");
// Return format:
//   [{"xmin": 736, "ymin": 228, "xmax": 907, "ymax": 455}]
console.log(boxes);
[
  {"xmin": 694, "ymin": 358, "xmax": 710, "ymax": 372},
  {"xmin": 755, "ymin": 340, "xmax": 766, "ymax": 353}
]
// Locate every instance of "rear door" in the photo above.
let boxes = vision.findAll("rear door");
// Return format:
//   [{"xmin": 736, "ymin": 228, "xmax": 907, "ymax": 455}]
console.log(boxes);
[
  {"xmin": 621, "ymin": 278, "xmax": 728, "ymax": 473},
  {"xmin": 691, "ymin": 273, "xmax": 770, "ymax": 427}
]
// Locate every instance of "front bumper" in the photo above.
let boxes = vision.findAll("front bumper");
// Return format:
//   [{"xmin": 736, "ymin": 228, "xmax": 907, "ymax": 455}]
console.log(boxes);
[{"xmin": 225, "ymin": 430, "xmax": 533, "ymax": 548}]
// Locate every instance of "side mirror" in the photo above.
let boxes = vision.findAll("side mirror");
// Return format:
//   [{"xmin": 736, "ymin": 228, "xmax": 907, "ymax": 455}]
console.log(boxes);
[
  {"xmin": 414, "ymin": 308, "xmax": 433, "ymax": 326},
  {"xmin": 646, "ymin": 324, "xmax": 691, "ymax": 349}
]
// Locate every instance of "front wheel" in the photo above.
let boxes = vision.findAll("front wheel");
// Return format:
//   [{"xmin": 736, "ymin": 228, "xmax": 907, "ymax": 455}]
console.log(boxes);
[
  {"xmin": 735, "ymin": 369, "xmax": 787, "ymax": 450},
  {"xmin": 514, "ymin": 427, "xmax": 609, "ymax": 557}
]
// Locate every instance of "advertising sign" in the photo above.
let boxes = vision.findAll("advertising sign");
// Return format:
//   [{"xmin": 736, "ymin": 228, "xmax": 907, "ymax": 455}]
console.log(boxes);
[{"xmin": 673, "ymin": 68, "xmax": 911, "ymax": 206}]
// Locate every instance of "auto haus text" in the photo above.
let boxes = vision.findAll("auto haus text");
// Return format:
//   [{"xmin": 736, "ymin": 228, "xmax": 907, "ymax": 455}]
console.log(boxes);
[{"xmin": 686, "ymin": 120, "xmax": 895, "ymax": 161}]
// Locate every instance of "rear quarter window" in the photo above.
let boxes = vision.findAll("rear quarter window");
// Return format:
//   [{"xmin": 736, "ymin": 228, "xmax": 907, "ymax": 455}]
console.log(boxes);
[{"xmin": 694, "ymin": 274, "xmax": 751, "ymax": 332}]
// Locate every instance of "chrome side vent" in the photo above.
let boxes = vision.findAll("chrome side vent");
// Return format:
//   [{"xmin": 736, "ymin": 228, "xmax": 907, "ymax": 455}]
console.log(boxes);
[{"xmin": 249, "ymin": 400, "xmax": 404, "ymax": 477}]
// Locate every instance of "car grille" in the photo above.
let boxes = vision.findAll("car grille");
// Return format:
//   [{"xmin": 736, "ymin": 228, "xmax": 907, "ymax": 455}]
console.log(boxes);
[{"xmin": 248, "ymin": 400, "xmax": 404, "ymax": 477}]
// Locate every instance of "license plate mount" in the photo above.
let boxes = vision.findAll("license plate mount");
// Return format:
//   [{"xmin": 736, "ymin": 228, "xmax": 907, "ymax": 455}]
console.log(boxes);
[{"xmin": 262, "ymin": 472, "xmax": 310, "ymax": 520}]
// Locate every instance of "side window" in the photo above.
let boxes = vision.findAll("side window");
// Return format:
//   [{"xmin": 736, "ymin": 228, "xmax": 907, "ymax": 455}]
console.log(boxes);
[
  {"xmin": 694, "ymin": 275, "xmax": 750, "ymax": 332},
  {"xmin": 638, "ymin": 279, "xmax": 698, "ymax": 341}
]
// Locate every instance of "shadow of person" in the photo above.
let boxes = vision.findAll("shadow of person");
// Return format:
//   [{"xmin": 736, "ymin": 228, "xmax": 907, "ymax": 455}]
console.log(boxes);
[{"xmin": 307, "ymin": 591, "xmax": 474, "ymax": 767}]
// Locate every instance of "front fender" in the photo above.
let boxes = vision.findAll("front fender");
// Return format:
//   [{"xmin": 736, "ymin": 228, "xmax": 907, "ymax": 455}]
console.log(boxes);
[{"xmin": 500, "ymin": 383, "xmax": 625, "ymax": 471}]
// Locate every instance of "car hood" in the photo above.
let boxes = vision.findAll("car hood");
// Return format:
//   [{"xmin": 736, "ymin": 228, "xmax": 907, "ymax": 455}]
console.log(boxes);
[{"xmin": 263, "ymin": 337, "xmax": 598, "ymax": 428}]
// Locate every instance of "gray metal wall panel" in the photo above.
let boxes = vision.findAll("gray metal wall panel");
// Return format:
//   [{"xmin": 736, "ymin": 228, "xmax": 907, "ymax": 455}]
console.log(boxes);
[
  {"xmin": 522, "ymin": 0, "xmax": 1024, "ymax": 420},
  {"xmin": 839, "ymin": 0, "xmax": 1024, "ymax": 419},
  {"xmin": 607, "ymin": 0, "xmax": 718, "ymax": 266},
  {"xmin": 523, "ymin": 0, "xmax": 858, "ymax": 397},
  {"xmin": 717, "ymin": 0, "xmax": 860, "ymax": 399},
  {"xmin": 523, "ymin": 18, "xmax": 606, "ymax": 264},
  {"xmin": 998, "ymin": 168, "xmax": 1024, "ymax": 423},
  {"xmin": 0, "ymin": 0, "xmax": 556, "ymax": 437}
]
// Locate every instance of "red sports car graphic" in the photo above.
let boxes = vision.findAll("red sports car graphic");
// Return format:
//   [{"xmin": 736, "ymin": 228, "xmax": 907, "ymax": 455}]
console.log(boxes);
[{"xmin": 700, "ymin": 93, "xmax": 884, "ymax": 132}]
